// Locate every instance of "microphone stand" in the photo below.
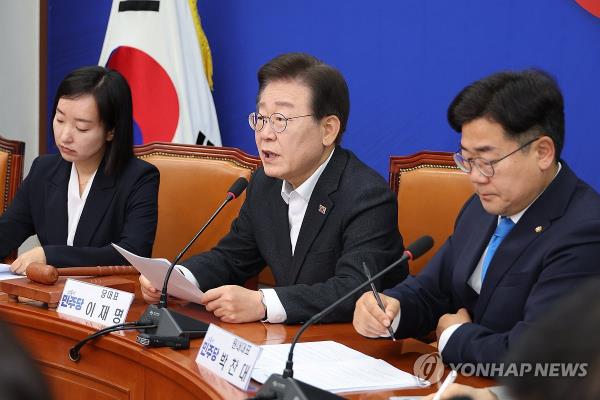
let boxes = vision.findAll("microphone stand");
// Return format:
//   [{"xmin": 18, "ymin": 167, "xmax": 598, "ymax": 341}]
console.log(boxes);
[
  {"xmin": 68, "ymin": 188, "xmax": 244, "ymax": 360},
  {"xmin": 137, "ymin": 178, "xmax": 248, "ymax": 349},
  {"xmin": 253, "ymin": 236, "xmax": 434, "ymax": 400}
]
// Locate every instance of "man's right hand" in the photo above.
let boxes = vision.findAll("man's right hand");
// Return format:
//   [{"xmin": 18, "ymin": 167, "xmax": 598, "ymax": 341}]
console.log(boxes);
[
  {"xmin": 353, "ymin": 291, "xmax": 400, "ymax": 337},
  {"xmin": 139, "ymin": 274, "xmax": 161, "ymax": 303}
]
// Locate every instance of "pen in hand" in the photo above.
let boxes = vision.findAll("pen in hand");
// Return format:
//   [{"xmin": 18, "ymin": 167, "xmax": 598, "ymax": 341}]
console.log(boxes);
[
  {"xmin": 362, "ymin": 261, "xmax": 396, "ymax": 341},
  {"xmin": 432, "ymin": 370, "xmax": 457, "ymax": 400}
]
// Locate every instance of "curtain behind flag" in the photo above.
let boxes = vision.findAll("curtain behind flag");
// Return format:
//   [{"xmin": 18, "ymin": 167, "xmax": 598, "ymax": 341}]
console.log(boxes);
[{"xmin": 99, "ymin": 0, "xmax": 221, "ymax": 146}]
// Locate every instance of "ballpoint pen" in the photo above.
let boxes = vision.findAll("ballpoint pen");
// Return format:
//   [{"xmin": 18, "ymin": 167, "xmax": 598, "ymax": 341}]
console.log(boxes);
[
  {"xmin": 432, "ymin": 370, "xmax": 457, "ymax": 400},
  {"xmin": 362, "ymin": 261, "xmax": 396, "ymax": 341}
]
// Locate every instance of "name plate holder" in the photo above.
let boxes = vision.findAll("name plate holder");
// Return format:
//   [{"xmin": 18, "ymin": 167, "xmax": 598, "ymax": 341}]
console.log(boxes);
[
  {"xmin": 196, "ymin": 324, "xmax": 262, "ymax": 391},
  {"xmin": 0, "ymin": 275, "xmax": 135, "ymax": 309},
  {"xmin": 57, "ymin": 278, "xmax": 135, "ymax": 327}
]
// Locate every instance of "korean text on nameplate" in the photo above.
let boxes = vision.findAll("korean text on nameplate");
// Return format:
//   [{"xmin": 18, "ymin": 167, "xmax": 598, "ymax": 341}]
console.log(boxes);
[
  {"xmin": 196, "ymin": 324, "xmax": 262, "ymax": 391},
  {"xmin": 57, "ymin": 278, "xmax": 135, "ymax": 327}
]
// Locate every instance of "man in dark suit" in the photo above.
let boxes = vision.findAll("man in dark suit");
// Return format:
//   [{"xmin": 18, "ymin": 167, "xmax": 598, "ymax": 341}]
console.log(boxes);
[
  {"xmin": 140, "ymin": 53, "xmax": 406, "ymax": 324},
  {"xmin": 353, "ymin": 69, "xmax": 600, "ymax": 364}
]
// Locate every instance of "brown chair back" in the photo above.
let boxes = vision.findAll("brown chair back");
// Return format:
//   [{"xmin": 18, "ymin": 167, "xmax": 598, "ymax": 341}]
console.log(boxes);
[
  {"xmin": 0, "ymin": 136, "xmax": 25, "ymax": 262},
  {"xmin": 134, "ymin": 142, "xmax": 261, "ymax": 262},
  {"xmin": 390, "ymin": 151, "xmax": 474, "ymax": 275},
  {"xmin": 0, "ymin": 137, "xmax": 25, "ymax": 213}
]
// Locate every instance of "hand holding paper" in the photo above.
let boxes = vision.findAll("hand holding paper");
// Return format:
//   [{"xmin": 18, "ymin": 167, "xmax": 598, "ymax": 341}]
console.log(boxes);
[{"xmin": 112, "ymin": 243, "xmax": 204, "ymax": 303}]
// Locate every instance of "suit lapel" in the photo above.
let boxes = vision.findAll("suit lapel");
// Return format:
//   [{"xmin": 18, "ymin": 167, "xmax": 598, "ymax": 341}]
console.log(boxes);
[
  {"xmin": 288, "ymin": 148, "xmax": 346, "ymax": 284},
  {"xmin": 474, "ymin": 214, "xmax": 548, "ymax": 319},
  {"xmin": 73, "ymin": 162, "xmax": 117, "ymax": 246},
  {"xmin": 44, "ymin": 159, "xmax": 70, "ymax": 244},
  {"xmin": 453, "ymin": 207, "xmax": 497, "ymax": 308},
  {"xmin": 474, "ymin": 162, "xmax": 578, "ymax": 318}
]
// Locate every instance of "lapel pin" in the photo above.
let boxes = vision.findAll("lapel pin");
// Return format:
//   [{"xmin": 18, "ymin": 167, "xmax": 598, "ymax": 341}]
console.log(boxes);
[
  {"xmin": 535, "ymin": 226, "xmax": 543, "ymax": 233},
  {"xmin": 318, "ymin": 204, "xmax": 327, "ymax": 215}
]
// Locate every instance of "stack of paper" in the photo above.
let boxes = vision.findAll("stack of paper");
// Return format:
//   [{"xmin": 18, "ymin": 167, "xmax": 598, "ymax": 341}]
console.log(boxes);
[
  {"xmin": 251, "ymin": 340, "xmax": 427, "ymax": 393},
  {"xmin": 0, "ymin": 264, "xmax": 24, "ymax": 281}
]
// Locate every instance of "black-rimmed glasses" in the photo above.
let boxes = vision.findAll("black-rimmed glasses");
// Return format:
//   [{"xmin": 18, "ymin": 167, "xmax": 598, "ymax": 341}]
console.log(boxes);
[{"xmin": 453, "ymin": 137, "xmax": 541, "ymax": 177}]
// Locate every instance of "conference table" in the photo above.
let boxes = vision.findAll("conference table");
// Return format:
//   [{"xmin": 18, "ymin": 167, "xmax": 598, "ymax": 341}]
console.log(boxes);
[{"xmin": 0, "ymin": 288, "xmax": 493, "ymax": 399}]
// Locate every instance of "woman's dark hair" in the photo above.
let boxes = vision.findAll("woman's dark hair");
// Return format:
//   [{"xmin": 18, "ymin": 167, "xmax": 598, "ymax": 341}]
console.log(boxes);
[
  {"xmin": 53, "ymin": 66, "xmax": 133, "ymax": 175},
  {"xmin": 447, "ymin": 69, "xmax": 564, "ymax": 160},
  {"xmin": 257, "ymin": 53, "xmax": 350, "ymax": 144}
]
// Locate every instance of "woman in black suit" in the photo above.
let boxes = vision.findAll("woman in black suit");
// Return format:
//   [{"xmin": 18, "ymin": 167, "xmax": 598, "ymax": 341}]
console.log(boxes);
[{"xmin": 2, "ymin": 66, "xmax": 159, "ymax": 274}]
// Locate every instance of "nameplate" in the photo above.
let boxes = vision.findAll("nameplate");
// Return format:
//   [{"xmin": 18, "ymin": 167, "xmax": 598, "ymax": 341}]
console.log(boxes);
[
  {"xmin": 196, "ymin": 324, "xmax": 262, "ymax": 391},
  {"xmin": 57, "ymin": 278, "xmax": 135, "ymax": 327}
]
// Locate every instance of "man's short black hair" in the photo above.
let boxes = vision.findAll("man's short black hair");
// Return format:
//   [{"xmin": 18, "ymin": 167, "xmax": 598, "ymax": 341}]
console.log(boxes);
[
  {"xmin": 257, "ymin": 52, "xmax": 350, "ymax": 144},
  {"xmin": 448, "ymin": 69, "xmax": 564, "ymax": 160}
]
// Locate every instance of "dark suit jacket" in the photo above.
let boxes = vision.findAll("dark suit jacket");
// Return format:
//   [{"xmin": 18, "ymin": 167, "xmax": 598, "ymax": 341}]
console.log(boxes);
[
  {"xmin": 183, "ymin": 147, "xmax": 406, "ymax": 323},
  {"xmin": 385, "ymin": 162, "xmax": 600, "ymax": 364},
  {"xmin": 0, "ymin": 154, "xmax": 159, "ymax": 267}
]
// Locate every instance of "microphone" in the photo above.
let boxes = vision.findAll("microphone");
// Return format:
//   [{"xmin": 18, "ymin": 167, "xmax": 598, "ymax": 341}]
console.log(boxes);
[
  {"xmin": 226, "ymin": 176, "xmax": 248, "ymax": 201},
  {"xmin": 159, "ymin": 176, "xmax": 248, "ymax": 309},
  {"xmin": 136, "ymin": 176, "xmax": 249, "ymax": 349},
  {"xmin": 68, "ymin": 177, "xmax": 249, "ymax": 360},
  {"xmin": 254, "ymin": 236, "xmax": 434, "ymax": 400}
]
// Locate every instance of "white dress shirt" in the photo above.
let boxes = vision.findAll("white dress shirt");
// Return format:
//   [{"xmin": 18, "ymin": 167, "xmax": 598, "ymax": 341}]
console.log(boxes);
[
  {"xmin": 177, "ymin": 149, "xmax": 335, "ymax": 323},
  {"xmin": 66, "ymin": 164, "xmax": 97, "ymax": 246}
]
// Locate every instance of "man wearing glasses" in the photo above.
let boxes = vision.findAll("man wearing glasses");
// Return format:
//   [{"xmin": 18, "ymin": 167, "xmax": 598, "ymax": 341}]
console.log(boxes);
[
  {"xmin": 353, "ymin": 69, "xmax": 600, "ymax": 365},
  {"xmin": 140, "ymin": 52, "xmax": 406, "ymax": 324}
]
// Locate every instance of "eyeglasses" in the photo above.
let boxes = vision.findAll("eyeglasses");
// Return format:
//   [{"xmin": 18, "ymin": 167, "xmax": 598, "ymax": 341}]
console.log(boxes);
[
  {"xmin": 453, "ymin": 137, "xmax": 541, "ymax": 177},
  {"xmin": 248, "ymin": 112, "xmax": 313, "ymax": 134}
]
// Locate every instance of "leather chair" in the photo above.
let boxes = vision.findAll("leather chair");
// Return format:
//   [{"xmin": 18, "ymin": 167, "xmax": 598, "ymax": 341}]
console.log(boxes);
[
  {"xmin": 390, "ymin": 151, "xmax": 474, "ymax": 275},
  {"xmin": 0, "ymin": 136, "xmax": 25, "ymax": 213},
  {"xmin": 0, "ymin": 136, "xmax": 25, "ymax": 262},
  {"xmin": 134, "ymin": 142, "xmax": 261, "ymax": 264}
]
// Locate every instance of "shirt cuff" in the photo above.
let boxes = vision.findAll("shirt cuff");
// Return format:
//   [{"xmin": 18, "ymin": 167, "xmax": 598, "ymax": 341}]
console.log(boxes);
[
  {"xmin": 260, "ymin": 288, "xmax": 287, "ymax": 323},
  {"xmin": 488, "ymin": 386, "xmax": 510, "ymax": 400},
  {"xmin": 380, "ymin": 308, "xmax": 401, "ymax": 338},
  {"xmin": 438, "ymin": 323, "xmax": 462, "ymax": 353},
  {"xmin": 175, "ymin": 265, "xmax": 200, "ymax": 288}
]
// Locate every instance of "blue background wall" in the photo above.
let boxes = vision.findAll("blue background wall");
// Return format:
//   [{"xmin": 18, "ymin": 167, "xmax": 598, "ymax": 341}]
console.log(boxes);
[{"xmin": 48, "ymin": 0, "xmax": 600, "ymax": 189}]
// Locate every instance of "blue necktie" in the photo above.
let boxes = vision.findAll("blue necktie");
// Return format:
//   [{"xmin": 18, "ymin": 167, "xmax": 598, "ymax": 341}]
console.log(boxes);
[{"xmin": 481, "ymin": 217, "xmax": 515, "ymax": 283}]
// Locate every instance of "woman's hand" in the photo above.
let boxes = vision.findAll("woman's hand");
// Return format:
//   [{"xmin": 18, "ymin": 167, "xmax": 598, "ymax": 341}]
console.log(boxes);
[{"xmin": 10, "ymin": 247, "xmax": 46, "ymax": 275}]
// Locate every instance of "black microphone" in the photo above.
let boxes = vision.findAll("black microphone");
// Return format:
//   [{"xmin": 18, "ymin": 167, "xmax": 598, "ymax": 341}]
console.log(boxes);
[
  {"xmin": 136, "ymin": 176, "xmax": 248, "ymax": 349},
  {"xmin": 68, "ymin": 177, "xmax": 249, "ymax": 360},
  {"xmin": 226, "ymin": 176, "xmax": 248, "ymax": 201},
  {"xmin": 159, "ymin": 176, "xmax": 248, "ymax": 309},
  {"xmin": 253, "ymin": 236, "xmax": 434, "ymax": 400}
]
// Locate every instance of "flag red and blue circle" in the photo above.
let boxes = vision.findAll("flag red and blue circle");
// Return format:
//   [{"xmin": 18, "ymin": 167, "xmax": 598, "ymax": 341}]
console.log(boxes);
[{"xmin": 107, "ymin": 46, "xmax": 179, "ymax": 144}]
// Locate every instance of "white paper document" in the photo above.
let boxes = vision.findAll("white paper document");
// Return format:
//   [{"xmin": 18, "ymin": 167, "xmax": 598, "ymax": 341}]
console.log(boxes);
[
  {"xmin": 251, "ymin": 340, "xmax": 426, "ymax": 393},
  {"xmin": 111, "ymin": 243, "xmax": 204, "ymax": 302},
  {"xmin": 0, "ymin": 264, "xmax": 23, "ymax": 281}
]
